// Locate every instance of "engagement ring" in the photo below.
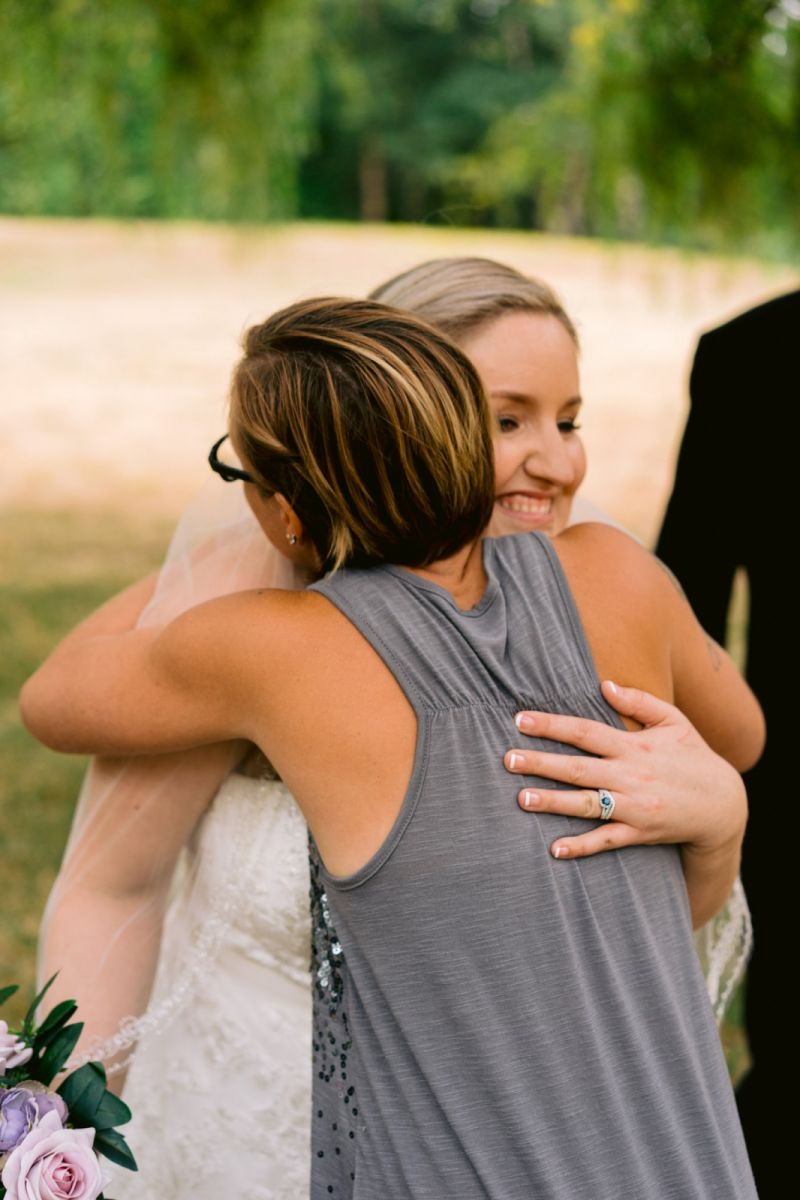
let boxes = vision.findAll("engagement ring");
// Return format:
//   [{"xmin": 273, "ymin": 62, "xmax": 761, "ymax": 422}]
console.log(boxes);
[{"xmin": 597, "ymin": 788, "xmax": 616, "ymax": 821}]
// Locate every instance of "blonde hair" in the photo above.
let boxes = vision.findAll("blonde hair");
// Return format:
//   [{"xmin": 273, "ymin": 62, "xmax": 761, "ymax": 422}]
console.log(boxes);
[
  {"xmin": 369, "ymin": 256, "xmax": 578, "ymax": 346},
  {"xmin": 229, "ymin": 297, "xmax": 495, "ymax": 573}
]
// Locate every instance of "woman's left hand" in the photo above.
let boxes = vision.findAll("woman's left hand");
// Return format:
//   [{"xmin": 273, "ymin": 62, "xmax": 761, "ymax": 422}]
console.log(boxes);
[{"xmin": 504, "ymin": 680, "xmax": 747, "ymax": 862}]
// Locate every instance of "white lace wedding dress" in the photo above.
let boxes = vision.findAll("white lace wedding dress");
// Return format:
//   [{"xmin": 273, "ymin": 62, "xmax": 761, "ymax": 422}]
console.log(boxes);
[{"xmin": 112, "ymin": 770, "xmax": 312, "ymax": 1200}]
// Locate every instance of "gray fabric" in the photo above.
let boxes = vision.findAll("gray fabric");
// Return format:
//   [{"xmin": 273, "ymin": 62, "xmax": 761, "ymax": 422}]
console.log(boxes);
[{"xmin": 307, "ymin": 532, "xmax": 756, "ymax": 1200}]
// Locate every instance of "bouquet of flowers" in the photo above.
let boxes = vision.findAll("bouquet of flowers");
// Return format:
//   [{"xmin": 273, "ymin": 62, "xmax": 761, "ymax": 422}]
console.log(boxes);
[{"xmin": 0, "ymin": 977, "xmax": 136, "ymax": 1200}]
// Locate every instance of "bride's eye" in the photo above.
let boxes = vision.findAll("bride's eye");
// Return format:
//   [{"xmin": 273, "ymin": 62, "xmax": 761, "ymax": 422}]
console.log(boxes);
[
  {"xmin": 558, "ymin": 419, "xmax": 582, "ymax": 433},
  {"xmin": 496, "ymin": 415, "xmax": 519, "ymax": 433}
]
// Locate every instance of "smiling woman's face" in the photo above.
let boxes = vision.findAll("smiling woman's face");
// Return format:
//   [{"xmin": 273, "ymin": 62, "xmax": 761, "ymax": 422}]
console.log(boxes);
[{"xmin": 459, "ymin": 310, "xmax": 587, "ymax": 538}]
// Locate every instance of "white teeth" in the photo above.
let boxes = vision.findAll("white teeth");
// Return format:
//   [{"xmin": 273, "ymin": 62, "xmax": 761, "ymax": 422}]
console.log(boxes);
[{"xmin": 499, "ymin": 496, "xmax": 553, "ymax": 515}]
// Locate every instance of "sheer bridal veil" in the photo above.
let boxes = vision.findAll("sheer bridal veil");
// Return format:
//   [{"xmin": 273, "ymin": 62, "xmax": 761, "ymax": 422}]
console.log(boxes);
[
  {"xmin": 37, "ymin": 481, "xmax": 303, "ymax": 1076},
  {"xmin": 37, "ymin": 483, "xmax": 752, "ymax": 1080}
]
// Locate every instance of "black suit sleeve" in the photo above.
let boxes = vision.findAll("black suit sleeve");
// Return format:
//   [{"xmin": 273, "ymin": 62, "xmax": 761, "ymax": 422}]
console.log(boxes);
[{"xmin": 655, "ymin": 332, "xmax": 740, "ymax": 645}]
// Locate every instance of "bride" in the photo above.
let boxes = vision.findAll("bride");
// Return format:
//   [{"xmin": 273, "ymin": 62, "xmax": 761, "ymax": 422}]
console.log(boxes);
[{"xmin": 35, "ymin": 259, "xmax": 752, "ymax": 1198}]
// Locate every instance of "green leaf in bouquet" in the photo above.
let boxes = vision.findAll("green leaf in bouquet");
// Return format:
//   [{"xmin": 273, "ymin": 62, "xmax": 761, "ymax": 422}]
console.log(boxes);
[
  {"xmin": 93, "ymin": 1127, "xmax": 138, "ymax": 1172},
  {"xmin": 33, "ymin": 1021, "xmax": 84, "ymax": 1085},
  {"xmin": 0, "ymin": 983, "xmax": 19, "ymax": 1008},
  {"xmin": 21, "ymin": 973, "xmax": 59, "ymax": 1035},
  {"xmin": 91, "ymin": 1087, "xmax": 133, "ymax": 1131},
  {"xmin": 57, "ymin": 1061, "xmax": 132, "ymax": 1130},
  {"xmin": 33, "ymin": 1000, "xmax": 79, "ymax": 1047},
  {"xmin": 57, "ymin": 1060, "xmax": 106, "ymax": 1123}
]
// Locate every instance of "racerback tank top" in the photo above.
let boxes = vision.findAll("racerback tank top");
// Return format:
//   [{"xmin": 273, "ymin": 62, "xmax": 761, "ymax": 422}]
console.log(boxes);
[{"xmin": 307, "ymin": 532, "xmax": 755, "ymax": 1200}]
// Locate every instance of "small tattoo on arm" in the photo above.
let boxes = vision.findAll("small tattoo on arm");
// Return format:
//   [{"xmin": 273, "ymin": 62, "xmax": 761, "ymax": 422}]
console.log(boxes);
[
  {"xmin": 654, "ymin": 557, "xmax": 688, "ymax": 601},
  {"xmin": 705, "ymin": 635, "xmax": 723, "ymax": 671},
  {"xmin": 654, "ymin": 558, "xmax": 724, "ymax": 670}
]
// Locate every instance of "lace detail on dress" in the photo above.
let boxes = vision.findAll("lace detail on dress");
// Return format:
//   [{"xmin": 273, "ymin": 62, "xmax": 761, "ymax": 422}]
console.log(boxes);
[
  {"xmin": 111, "ymin": 775, "xmax": 313, "ymax": 1200},
  {"xmin": 694, "ymin": 877, "xmax": 753, "ymax": 1024}
]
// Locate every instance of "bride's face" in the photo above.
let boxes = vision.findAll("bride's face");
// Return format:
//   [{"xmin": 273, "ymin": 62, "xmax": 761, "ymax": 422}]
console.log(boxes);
[{"xmin": 459, "ymin": 310, "xmax": 587, "ymax": 538}]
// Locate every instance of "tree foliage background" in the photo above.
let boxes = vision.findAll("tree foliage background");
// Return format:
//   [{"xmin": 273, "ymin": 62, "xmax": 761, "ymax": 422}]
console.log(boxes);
[{"xmin": 1, "ymin": 0, "xmax": 798, "ymax": 251}]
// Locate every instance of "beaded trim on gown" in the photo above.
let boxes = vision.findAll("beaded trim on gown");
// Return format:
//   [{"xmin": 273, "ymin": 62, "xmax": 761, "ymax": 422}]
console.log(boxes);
[{"xmin": 112, "ymin": 772, "xmax": 312, "ymax": 1200}]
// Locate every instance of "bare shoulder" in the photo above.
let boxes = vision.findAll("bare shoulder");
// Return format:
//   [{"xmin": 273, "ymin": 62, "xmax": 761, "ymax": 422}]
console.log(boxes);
[
  {"xmin": 551, "ymin": 521, "xmax": 642, "ymax": 562},
  {"xmin": 550, "ymin": 523, "xmax": 669, "ymax": 611},
  {"xmin": 157, "ymin": 587, "xmax": 337, "ymax": 678},
  {"xmin": 547, "ymin": 524, "xmax": 677, "ymax": 701},
  {"xmin": 169, "ymin": 585, "xmax": 329, "ymax": 630},
  {"xmin": 545, "ymin": 526, "xmax": 764, "ymax": 768}
]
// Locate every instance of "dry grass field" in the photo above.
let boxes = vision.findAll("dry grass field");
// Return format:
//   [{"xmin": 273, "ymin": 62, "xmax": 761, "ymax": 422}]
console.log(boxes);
[{"xmin": 3, "ymin": 216, "xmax": 795, "ymax": 536}]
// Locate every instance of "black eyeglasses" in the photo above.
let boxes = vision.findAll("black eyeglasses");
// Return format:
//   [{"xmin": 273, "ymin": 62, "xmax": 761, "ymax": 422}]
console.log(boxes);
[{"xmin": 208, "ymin": 434, "xmax": 255, "ymax": 484}]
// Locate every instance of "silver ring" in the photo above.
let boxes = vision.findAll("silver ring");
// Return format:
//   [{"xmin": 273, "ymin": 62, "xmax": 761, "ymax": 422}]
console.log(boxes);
[{"xmin": 597, "ymin": 789, "xmax": 615, "ymax": 821}]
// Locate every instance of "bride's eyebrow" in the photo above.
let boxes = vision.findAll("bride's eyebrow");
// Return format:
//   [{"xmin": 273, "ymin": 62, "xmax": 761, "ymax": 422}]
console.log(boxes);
[
  {"xmin": 489, "ymin": 390, "xmax": 530, "ymax": 405},
  {"xmin": 490, "ymin": 390, "xmax": 583, "ymax": 408}
]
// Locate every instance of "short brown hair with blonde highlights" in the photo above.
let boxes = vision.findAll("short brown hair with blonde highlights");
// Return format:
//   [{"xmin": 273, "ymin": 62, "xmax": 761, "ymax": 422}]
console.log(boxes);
[
  {"xmin": 229, "ymin": 297, "xmax": 495, "ymax": 573},
  {"xmin": 369, "ymin": 256, "xmax": 578, "ymax": 347}
]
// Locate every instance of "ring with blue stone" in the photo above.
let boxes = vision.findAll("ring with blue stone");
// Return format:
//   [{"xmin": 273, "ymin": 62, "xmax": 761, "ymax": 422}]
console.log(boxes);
[{"xmin": 597, "ymin": 788, "xmax": 616, "ymax": 821}]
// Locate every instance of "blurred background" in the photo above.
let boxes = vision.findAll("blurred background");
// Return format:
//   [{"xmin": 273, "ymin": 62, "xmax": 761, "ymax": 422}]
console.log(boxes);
[{"xmin": 1, "ymin": 0, "xmax": 797, "ymax": 1059}]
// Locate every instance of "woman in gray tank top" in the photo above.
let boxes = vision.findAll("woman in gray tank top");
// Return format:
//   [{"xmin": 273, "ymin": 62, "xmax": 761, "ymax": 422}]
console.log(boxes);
[{"xmin": 23, "ymin": 297, "xmax": 763, "ymax": 1199}]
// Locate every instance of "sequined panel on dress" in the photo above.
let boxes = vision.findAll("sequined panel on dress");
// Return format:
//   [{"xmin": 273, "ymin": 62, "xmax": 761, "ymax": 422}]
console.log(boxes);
[{"xmin": 309, "ymin": 841, "xmax": 362, "ymax": 1196}]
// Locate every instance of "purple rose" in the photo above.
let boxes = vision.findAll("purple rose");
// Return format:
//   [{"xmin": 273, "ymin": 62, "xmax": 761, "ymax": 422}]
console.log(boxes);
[
  {"xmin": 0, "ymin": 1023, "xmax": 32, "ymax": 1077},
  {"xmin": 1, "ymin": 1110, "xmax": 108, "ymax": 1200},
  {"xmin": 0, "ymin": 1083, "xmax": 69, "ymax": 1154}
]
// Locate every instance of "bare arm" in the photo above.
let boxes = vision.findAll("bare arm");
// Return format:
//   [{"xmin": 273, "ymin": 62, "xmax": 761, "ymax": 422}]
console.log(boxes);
[{"xmin": 19, "ymin": 588, "xmax": 280, "ymax": 756}]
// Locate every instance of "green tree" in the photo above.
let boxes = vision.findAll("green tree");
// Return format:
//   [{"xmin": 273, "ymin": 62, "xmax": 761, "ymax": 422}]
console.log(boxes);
[
  {"xmin": 447, "ymin": 0, "xmax": 800, "ymax": 247},
  {"xmin": 299, "ymin": 0, "xmax": 573, "ymax": 225},
  {"xmin": 0, "ymin": 0, "xmax": 321, "ymax": 219},
  {"xmin": 2, "ymin": 0, "xmax": 799, "ymax": 248}
]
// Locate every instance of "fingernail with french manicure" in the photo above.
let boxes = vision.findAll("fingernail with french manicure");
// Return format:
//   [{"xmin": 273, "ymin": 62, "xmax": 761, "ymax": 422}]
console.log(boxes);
[
  {"xmin": 507, "ymin": 752, "xmax": 524, "ymax": 770},
  {"xmin": 522, "ymin": 790, "xmax": 541, "ymax": 809},
  {"xmin": 515, "ymin": 713, "xmax": 535, "ymax": 732},
  {"xmin": 552, "ymin": 845, "xmax": 568, "ymax": 859}
]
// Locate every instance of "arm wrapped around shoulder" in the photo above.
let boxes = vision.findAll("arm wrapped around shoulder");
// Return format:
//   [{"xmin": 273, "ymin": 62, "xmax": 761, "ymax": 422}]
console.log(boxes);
[
  {"xmin": 19, "ymin": 588, "xmax": 276, "ymax": 757},
  {"xmin": 551, "ymin": 521, "xmax": 765, "ymax": 774}
]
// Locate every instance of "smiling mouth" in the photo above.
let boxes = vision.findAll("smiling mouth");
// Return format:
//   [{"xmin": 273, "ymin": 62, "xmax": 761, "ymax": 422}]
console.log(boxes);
[{"xmin": 496, "ymin": 494, "xmax": 554, "ymax": 517}]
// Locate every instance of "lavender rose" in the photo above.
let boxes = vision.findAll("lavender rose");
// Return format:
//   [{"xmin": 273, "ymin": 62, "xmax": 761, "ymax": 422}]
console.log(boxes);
[
  {"xmin": 0, "ymin": 1023, "xmax": 32, "ymax": 1076},
  {"xmin": 0, "ymin": 1083, "xmax": 69, "ymax": 1154},
  {"xmin": 1, "ymin": 1110, "xmax": 109, "ymax": 1200}
]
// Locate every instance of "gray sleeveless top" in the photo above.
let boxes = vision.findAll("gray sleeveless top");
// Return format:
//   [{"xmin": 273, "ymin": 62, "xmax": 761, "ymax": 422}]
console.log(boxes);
[{"xmin": 307, "ymin": 533, "xmax": 755, "ymax": 1200}]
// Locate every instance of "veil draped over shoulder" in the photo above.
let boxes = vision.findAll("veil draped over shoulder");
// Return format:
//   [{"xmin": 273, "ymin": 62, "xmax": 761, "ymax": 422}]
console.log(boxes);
[
  {"xmin": 37, "ymin": 484, "xmax": 752, "ymax": 1080},
  {"xmin": 37, "ymin": 481, "xmax": 303, "ymax": 1076}
]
